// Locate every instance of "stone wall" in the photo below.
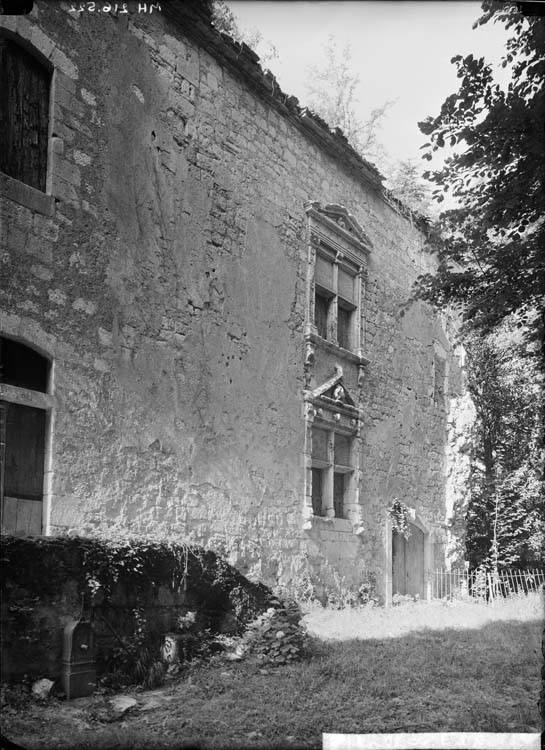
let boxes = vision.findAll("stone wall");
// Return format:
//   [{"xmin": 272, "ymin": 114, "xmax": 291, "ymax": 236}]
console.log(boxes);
[{"xmin": 0, "ymin": 3, "xmax": 468, "ymax": 600}]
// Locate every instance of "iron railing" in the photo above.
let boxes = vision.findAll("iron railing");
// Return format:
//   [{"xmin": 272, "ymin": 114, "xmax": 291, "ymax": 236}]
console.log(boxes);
[{"xmin": 431, "ymin": 567, "xmax": 544, "ymax": 601}]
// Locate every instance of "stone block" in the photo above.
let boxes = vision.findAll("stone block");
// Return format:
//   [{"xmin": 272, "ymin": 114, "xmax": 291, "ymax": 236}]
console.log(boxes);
[
  {"xmin": 31, "ymin": 264, "xmax": 53, "ymax": 282},
  {"xmin": 50, "ymin": 175, "xmax": 79, "ymax": 205},
  {"xmin": 50, "ymin": 119, "xmax": 76, "ymax": 144},
  {"xmin": 30, "ymin": 26, "xmax": 57, "ymax": 59},
  {"xmin": 50, "ymin": 47, "xmax": 79, "ymax": 80}
]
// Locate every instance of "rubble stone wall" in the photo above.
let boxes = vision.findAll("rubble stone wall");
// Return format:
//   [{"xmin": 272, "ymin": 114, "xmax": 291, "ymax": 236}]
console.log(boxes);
[{"xmin": 0, "ymin": 3, "xmax": 468, "ymax": 600}]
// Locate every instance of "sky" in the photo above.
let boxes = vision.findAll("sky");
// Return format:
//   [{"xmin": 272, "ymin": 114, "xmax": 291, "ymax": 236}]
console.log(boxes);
[{"xmin": 227, "ymin": 1, "xmax": 511, "ymax": 171}]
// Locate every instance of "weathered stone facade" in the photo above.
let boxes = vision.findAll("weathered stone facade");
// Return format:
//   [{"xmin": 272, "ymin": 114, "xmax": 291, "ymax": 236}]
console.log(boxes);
[{"xmin": 0, "ymin": 2, "xmax": 467, "ymax": 602}]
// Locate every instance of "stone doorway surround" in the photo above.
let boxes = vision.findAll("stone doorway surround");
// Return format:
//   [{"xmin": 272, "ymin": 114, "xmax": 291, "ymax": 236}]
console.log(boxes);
[{"xmin": 383, "ymin": 509, "xmax": 433, "ymax": 605}]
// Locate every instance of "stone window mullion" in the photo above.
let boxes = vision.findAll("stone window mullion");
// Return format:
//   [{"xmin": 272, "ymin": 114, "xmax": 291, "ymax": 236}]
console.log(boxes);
[
  {"xmin": 355, "ymin": 267, "xmax": 364, "ymax": 356},
  {"xmin": 324, "ymin": 429, "xmax": 335, "ymax": 518},
  {"xmin": 327, "ymin": 261, "xmax": 338, "ymax": 344}
]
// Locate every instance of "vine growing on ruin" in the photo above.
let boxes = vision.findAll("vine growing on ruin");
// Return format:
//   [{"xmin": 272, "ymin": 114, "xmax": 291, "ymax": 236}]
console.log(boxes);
[{"xmin": 388, "ymin": 500, "xmax": 412, "ymax": 540}]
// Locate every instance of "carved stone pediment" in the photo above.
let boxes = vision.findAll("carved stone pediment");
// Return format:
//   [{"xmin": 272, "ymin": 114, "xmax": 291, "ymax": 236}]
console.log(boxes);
[
  {"xmin": 321, "ymin": 204, "xmax": 368, "ymax": 242},
  {"xmin": 305, "ymin": 201, "xmax": 372, "ymax": 256},
  {"xmin": 309, "ymin": 366, "xmax": 358, "ymax": 415}
]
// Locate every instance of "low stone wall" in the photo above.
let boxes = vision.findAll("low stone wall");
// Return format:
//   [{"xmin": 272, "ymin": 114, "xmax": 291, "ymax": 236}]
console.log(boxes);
[{"xmin": 0, "ymin": 535, "xmax": 274, "ymax": 682}]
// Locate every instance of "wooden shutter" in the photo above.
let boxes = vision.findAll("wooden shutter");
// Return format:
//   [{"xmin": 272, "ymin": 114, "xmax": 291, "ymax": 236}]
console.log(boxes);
[{"xmin": 0, "ymin": 38, "xmax": 50, "ymax": 191}]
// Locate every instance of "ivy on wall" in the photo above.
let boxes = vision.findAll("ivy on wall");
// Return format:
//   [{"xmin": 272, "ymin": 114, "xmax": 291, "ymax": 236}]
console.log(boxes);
[
  {"xmin": 1, "ymin": 534, "xmax": 277, "ymax": 685},
  {"xmin": 388, "ymin": 500, "xmax": 413, "ymax": 540}
]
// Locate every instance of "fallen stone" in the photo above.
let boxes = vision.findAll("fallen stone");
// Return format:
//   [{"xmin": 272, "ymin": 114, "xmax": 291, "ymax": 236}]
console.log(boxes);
[
  {"xmin": 109, "ymin": 695, "xmax": 137, "ymax": 714},
  {"xmin": 31, "ymin": 678, "xmax": 54, "ymax": 700}
]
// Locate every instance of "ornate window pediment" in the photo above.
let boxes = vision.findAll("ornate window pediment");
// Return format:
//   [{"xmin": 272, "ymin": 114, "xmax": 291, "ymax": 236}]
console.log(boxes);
[
  {"xmin": 305, "ymin": 201, "xmax": 372, "ymax": 260},
  {"xmin": 313, "ymin": 203, "xmax": 371, "ymax": 248},
  {"xmin": 310, "ymin": 367, "xmax": 357, "ymax": 410}
]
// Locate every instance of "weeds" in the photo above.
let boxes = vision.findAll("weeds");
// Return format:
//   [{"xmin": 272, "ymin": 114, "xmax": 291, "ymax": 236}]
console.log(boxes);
[{"xmin": 2, "ymin": 595, "xmax": 541, "ymax": 748}]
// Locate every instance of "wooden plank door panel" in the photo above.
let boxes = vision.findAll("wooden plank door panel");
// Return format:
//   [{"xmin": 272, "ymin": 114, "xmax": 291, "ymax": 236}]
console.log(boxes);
[
  {"xmin": 1, "ymin": 402, "xmax": 45, "ymax": 535},
  {"xmin": 392, "ymin": 531, "xmax": 406, "ymax": 596},
  {"xmin": 406, "ymin": 525, "xmax": 425, "ymax": 598}
]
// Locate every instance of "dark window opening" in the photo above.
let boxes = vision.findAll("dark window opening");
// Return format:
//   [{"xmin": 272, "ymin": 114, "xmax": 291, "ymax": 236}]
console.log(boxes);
[
  {"xmin": 333, "ymin": 472, "xmax": 345, "ymax": 519},
  {"xmin": 0, "ymin": 336, "xmax": 50, "ymax": 392},
  {"xmin": 311, "ymin": 467, "xmax": 324, "ymax": 517},
  {"xmin": 337, "ymin": 303, "xmax": 354, "ymax": 350},
  {"xmin": 314, "ymin": 290, "xmax": 330, "ymax": 340},
  {"xmin": 0, "ymin": 37, "xmax": 51, "ymax": 191}
]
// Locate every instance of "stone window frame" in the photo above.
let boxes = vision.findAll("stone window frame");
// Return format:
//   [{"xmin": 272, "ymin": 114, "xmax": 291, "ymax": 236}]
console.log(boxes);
[
  {"xmin": 0, "ymin": 331, "xmax": 56, "ymax": 536},
  {"xmin": 304, "ymin": 202, "xmax": 371, "ymax": 366},
  {"xmin": 0, "ymin": 18, "xmax": 76, "ymax": 217},
  {"xmin": 302, "ymin": 367, "xmax": 365, "ymax": 533}
]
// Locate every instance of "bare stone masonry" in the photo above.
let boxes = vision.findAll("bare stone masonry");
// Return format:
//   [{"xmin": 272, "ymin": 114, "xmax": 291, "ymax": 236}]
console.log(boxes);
[{"xmin": 0, "ymin": 2, "xmax": 470, "ymax": 602}]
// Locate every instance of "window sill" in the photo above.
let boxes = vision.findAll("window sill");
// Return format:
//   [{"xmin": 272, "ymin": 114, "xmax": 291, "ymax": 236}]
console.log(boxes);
[
  {"xmin": 306, "ymin": 515, "xmax": 354, "ymax": 533},
  {"xmin": 305, "ymin": 332, "xmax": 370, "ymax": 366},
  {"xmin": 0, "ymin": 172, "xmax": 55, "ymax": 216}
]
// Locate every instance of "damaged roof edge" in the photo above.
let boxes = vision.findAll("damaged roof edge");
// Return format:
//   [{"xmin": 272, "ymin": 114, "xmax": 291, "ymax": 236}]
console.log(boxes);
[{"xmin": 162, "ymin": 2, "xmax": 430, "ymax": 234}]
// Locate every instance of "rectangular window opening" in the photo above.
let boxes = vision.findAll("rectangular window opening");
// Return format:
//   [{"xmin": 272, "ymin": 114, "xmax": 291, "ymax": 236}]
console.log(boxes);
[
  {"xmin": 333, "ymin": 472, "xmax": 345, "ymax": 519},
  {"xmin": 337, "ymin": 302, "xmax": 354, "ymax": 350},
  {"xmin": 314, "ymin": 290, "xmax": 330, "ymax": 340},
  {"xmin": 311, "ymin": 467, "xmax": 324, "ymax": 517}
]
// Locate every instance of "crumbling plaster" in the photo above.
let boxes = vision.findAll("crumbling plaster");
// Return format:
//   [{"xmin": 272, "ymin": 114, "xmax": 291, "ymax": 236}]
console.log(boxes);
[{"xmin": 0, "ymin": 3, "xmax": 469, "ymax": 598}]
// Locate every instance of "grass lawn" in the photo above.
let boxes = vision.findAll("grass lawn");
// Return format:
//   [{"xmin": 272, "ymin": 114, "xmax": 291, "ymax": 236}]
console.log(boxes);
[{"xmin": 2, "ymin": 593, "xmax": 542, "ymax": 749}]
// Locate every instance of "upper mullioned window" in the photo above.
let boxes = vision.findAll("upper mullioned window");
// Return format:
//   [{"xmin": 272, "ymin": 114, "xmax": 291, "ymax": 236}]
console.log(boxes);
[{"xmin": 304, "ymin": 202, "xmax": 371, "ymax": 361}]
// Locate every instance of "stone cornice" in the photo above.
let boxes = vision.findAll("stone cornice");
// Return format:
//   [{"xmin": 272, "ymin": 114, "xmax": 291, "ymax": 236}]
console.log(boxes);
[{"xmin": 305, "ymin": 332, "xmax": 371, "ymax": 367}]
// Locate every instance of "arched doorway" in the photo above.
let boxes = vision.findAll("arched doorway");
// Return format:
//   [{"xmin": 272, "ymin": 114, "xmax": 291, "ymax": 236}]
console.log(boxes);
[{"xmin": 392, "ymin": 523, "xmax": 425, "ymax": 598}]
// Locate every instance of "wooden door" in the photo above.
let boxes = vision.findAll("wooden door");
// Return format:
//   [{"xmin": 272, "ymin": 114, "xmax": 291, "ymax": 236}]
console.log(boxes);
[
  {"xmin": 392, "ymin": 524, "xmax": 425, "ymax": 598},
  {"xmin": 1, "ymin": 401, "xmax": 45, "ymax": 535}
]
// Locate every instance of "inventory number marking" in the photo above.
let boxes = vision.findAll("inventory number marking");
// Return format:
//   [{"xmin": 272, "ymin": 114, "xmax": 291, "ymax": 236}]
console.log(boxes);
[{"xmin": 69, "ymin": 3, "xmax": 162, "ymax": 13}]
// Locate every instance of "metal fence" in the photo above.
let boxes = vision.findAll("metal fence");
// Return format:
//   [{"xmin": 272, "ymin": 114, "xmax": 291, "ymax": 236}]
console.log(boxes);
[{"xmin": 431, "ymin": 567, "xmax": 545, "ymax": 601}]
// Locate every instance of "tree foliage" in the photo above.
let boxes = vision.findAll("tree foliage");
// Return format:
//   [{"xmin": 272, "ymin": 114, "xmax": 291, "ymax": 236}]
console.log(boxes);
[
  {"xmin": 305, "ymin": 36, "xmax": 394, "ymax": 164},
  {"xmin": 383, "ymin": 158, "xmax": 433, "ymax": 216},
  {"xmin": 464, "ymin": 320, "xmax": 544, "ymax": 569},
  {"xmin": 304, "ymin": 36, "xmax": 432, "ymax": 213},
  {"xmin": 416, "ymin": 1, "xmax": 545, "ymax": 335},
  {"xmin": 415, "ymin": 2, "xmax": 544, "ymax": 571},
  {"xmin": 211, "ymin": 0, "xmax": 278, "ymax": 67}
]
